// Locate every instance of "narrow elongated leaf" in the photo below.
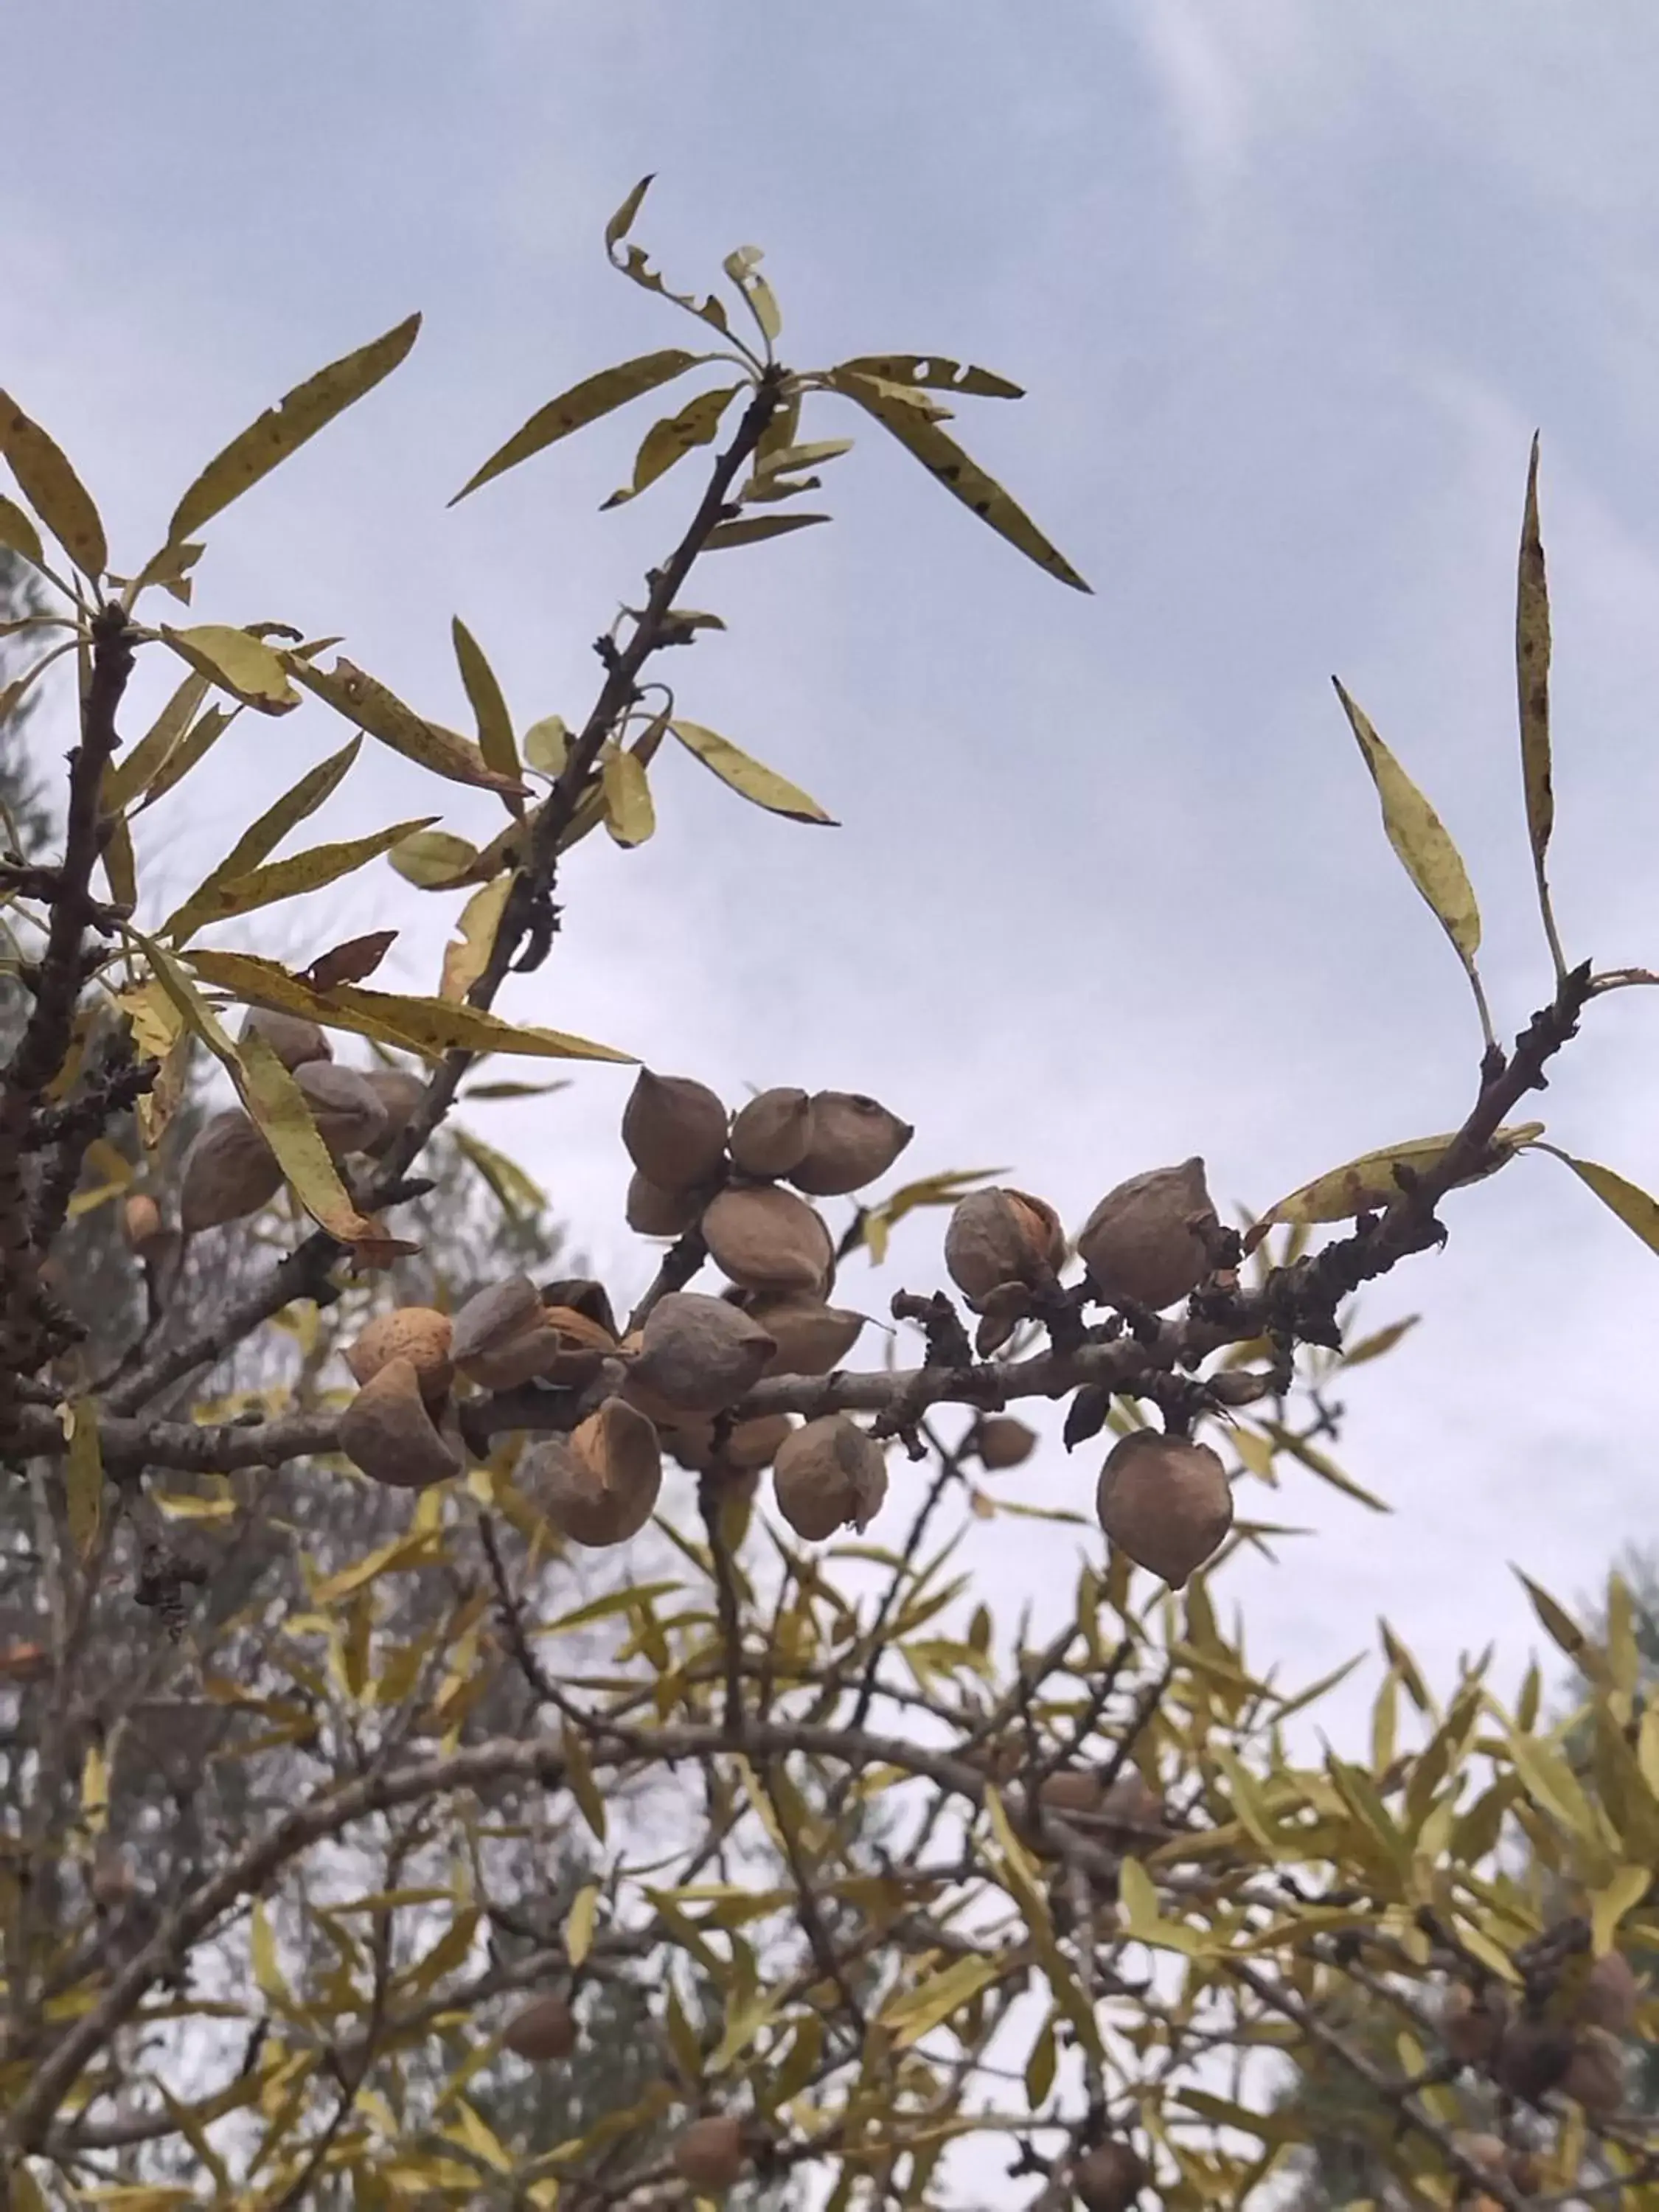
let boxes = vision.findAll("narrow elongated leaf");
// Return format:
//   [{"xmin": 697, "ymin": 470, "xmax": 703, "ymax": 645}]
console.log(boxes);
[
  {"xmin": 881, "ymin": 1952, "xmax": 1002, "ymax": 2044},
  {"xmin": 601, "ymin": 748, "xmax": 655, "ymax": 845},
  {"xmin": 1251, "ymin": 1122, "xmax": 1543, "ymax": 1239},
  {"xmin": 669, "ymin": 719, "xmax": 835, "ymax": 825},
  {"xmin": 290, "ymin": 658, "xmax": 526, "ymax": 795},
  {"xmin": 159, "ymin": 737, "xmax": 363, "ymax": 938},
  {"xmin": 0, "ymin": 493, "xmax": 44, "ymax": 567},
  {"xmin": 167, "ymin": 313, "xmax": 420, "ymax": 543},
  {"xmin": 1515, "ymin": 1570, "xmax": 1596, "ymax": 1672},
  {"xmin": 65, "ymin": 1399, "xmax": 102, "ymax": 1559},
  {"xmin": 1517, "ymin": 434, "xmax": 1566, "ymax": 976},
  {"xmin": 1543, "ymin": 1147, "xmax": 1659, "ymax": 1256},
  {"xmin": 603, "ymin": 383, "xmax": 743, "ymax": 508},
  {"xmin": 185, "ymin": 946, "xmax": 632, "ymax": 1063},
  {"xmin": 605, "ymin": 174, "xmax": 654, "ymax": 251},
  {"xmin": 1332, "ymin": 679, "xmax": 1486, "ymax": 1001},
  {"xmin": 0, "ymin": 392, "xmax": 107, "ymax": 578},
  {"xmin": 829, "ymin": 369, "xmax": 1089, "ymax": 591},
  {"xmin": 103, "ymin": 672, "xmax": 209, "ymax": 811},
  {"xmin": 451, "ymin": 618, "xmax": 520, "ymax": 796},
  {"xmin": 136, "ymin": 703, "xmax": 233, "ymax": 810},
  {"xmin": 439, "ymin": 873, "xmax": 512, "ymax": 1003},
  {"xmin": 162, "ymin": 624, "xmax": 299, "ymax": 714},
  {"xmin": 705, "ymin": 512, "xmax": 830, "ymax": 550},
  {"xmin": 390, "ymin": 827, "xmax": 481, "ymax": 888},
  {"xmin": 451, "ymin": 350, "xmax": 703, "ymax": 504},
  {"xmin": 139, "ymin": 936, "xmax": 386, "ymax": 1245},
  {"xmin": 566, "ymin": 1883, "xmax": 600, "ymax": 1969},
  {"xmin": 167, "ymin": 818, "xmax": 436, "ymax": 944},
  {"xmin": 838, "ymin": 354, "xmax": 1024, "ymax": 399}
]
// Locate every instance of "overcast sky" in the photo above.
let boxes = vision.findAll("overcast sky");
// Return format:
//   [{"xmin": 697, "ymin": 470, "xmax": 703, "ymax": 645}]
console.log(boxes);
[{"xmin": 9, "ymin": 3, "xmax": 1659, "ymax": 1740}]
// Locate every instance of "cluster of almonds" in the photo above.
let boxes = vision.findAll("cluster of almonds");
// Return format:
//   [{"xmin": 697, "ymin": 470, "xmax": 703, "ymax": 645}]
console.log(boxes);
[
  {"xmin": 175, "ymin": 1011, "xmax": 426, "ymax": 1232},
  {"xmin": 330, "ymin": 1068, "xmax": 917, "ymax": 1548},
  {"xmin": 501, "ymin": 1994, "xmax": 747, "ymax": 2188},
  {"xmin": 1444, "ymin": 1950, "xmax": 1643, "ymax": 2120},
  {"xmin": 944, "ymin": 1159, "xmax": 1234, "ymax": 1588}
]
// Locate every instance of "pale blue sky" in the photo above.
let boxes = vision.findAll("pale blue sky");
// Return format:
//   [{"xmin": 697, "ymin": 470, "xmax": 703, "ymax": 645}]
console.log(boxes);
[{"xmin": 8, "ymin": 3, "xmax": 1659, "ymax": 1722}]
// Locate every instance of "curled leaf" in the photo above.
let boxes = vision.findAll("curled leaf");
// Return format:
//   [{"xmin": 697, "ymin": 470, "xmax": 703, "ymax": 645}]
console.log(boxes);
[
  {"xmin": 161, "ymin": 625, "xmax": 299, "ymax": 714},
  {"xmin": 605, "ymin": 175, "xmax": 655, "ymax": 252},
  {"xmin": 290, "ymin": 658, "xmax": 526, "ymax": 795},
  {"xmin": 451, "ymin": 350, "xmax": 703, "ymax": 504},
  {"xmin": 305, "ymin": 931, "xmax": 397, "ymax": 991},
  {"xmin": 602, "ymin": 383, "xmax": 743, "ymax": 509},
  {"xmin": 1517, "ymin": 436, "xmax": 1566, "ymax": 978},
  {"xmin": 601, "ymin": 747, "xmax": 655, "ymax": 846},
  {"xmin": 0, "ymin": 493, "xmax": 44, "ymax": 568},
  {"xmin": 167, "ymin": 312, "xmax": 421, "ymax": 544},
  {"xmin": 0, "ymin": 392, "xmax": 107, "ymax": 580},
  {"xmin": 439, "ymin": 874, "xmax": 512, "ymax": 1003}
]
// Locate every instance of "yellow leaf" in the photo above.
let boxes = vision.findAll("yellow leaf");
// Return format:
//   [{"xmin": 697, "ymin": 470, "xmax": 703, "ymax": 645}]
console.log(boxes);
[
  {"xmin": 523, "ymin": 714, "xmax": 570, "ymax": 776},
  {"xmin": 601, "ymin": 746, "xmax": 655, "ymax": 846},
  {"xmin": 1517, "ymin": 434, "xmax": 1565, "ymax": 973},
  {"xmin": 390, "ymin": 827, "xmax": 481, "ymax": 888},
  {"xmin": 827, "ymin": 367, "xmax": 1089, "ymax": 591},
  {"xmin": 1542, "ymin": 1147, "xmax": 1659, "ymax": 1259},
  {"xmin": 838, "ymin": 353, "xmax": 1024, "ymax": 400},
  {"xmin": 566, "ymin": 1881, "xmax": 600, "ymax": 1969},
  {"xmin": 186, "ymin": 946, "xmax": 632, "ymax": 1064},
  {"xmin": 452, "ymin": 349, "xmax": 705, "ymax": 504},
  {"xmin": 1251, "ymin": 1123, "xmax": 1543, "ymax": 1239},
  {"xmin": 1515, "ymin": 1570, "xmax": 1604, "ymax": 1680},
  {"xmin": 289, "ymin": 657, "xmax": 527, "ymax": 796},
  {"xmin": 669, "ymin": 718, "xmax": 835, "ymax": 826},
  {"xmin": 448, "ymin": 2098, "xmax": 513, "ymax": 2174},
  {"xmin": 451, "ymin": 616, "xmax": 521, "ymax": 799},
  {"xmin": 81, "ymin": 1742, "xmax": 109, "ymax": 1834},
  {"xmin": 161, "ymin": 623, "xmax": 300, "ymax": 714},
  {"xmin": 167, "ymin": 312, "xmax": 420, "ymax": 543},
  {"xmin": 167, "ymin": 818, "xmax": 435, "ymax": 945},
  {"xmin": 602, "ymin": 382, "xmax": 743, "ymax": 508},
  {"xmin": 1332, "ymin": 679, "xmax": 1489, "ymax": 1024},
  {"xmin": 451, "ymin": 1124, "xmax": 547, "ymax": 1219},
  {"xmin": 310, "ymin": 1531, "xmax": 447, "ymax": 1605},
  {"xmin": 250, "ymin": 1899, "xmax": 289, "ymax": 2003},
  {"xmin": 605, "ymin": 173, "xmax": 654, "ymax": 251},
  {"xmin": 880, "ymin": 1952, "xmax": 1001, "ymax": 2045},
  {"xmin": 103, "ymin": 672, "xmax": 209, "ymax": 811},
  {"xmin": 1590, "ymin": 1866, "xmax": 1649, "ymax": 1955},
  {"xmin": 0, "ymin": 491, "xmax": 45, "ymax": 567},
  {"xmin": 139, "ymin": 936, "xmax": 383, "ymax": 1246},
  {"xmin": 440, "ymin": 873, "xmax": 512, "ymax": 1003},
  {"xmin": 563, "ymin": 1725, "xmax": 607, "ymax": 1841},
  {"xmin": 101, "ymin": 810, "xmax": 136, "ymax": 910},
  {"xmin": 136, "ymin": 702, "xmax": 233, "ymax": 812},
  {"xmin": 65, "ymin": 1397, "xmax": 102, "ymax": 1559},
  {"xmin": 0, "ymin": 391, "xmax": 107, "ymax": 578},
  {"xmin": 704, "ymin": 509, "xmax": 830, "ymax": 549}
]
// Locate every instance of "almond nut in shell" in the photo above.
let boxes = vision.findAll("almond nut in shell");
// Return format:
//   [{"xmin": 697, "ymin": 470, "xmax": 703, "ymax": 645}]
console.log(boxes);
[
  {"xmin": 1077, "ymin": 1158, "xmax": 1217, "ymax": 1312},
  {"xmin": 339, "ymin": 1357, "xmax": 466, "ymax": 1489},
  {"xmin": 344, "ymin": 1307, "xmax": 454, "ymax": 1401},
  {"xmin": 240, "ymin": 1007, "xmax": 332, "ymax": 1071},
  {"xmin": 673, "ymin": 2115, "xmax": 745, "ymax": 2190},
  {"xmin": 361, "ymin": 1067, "xmax": 427, "ymax": 1158},
  {"xmin": 503, "ymin": 1993, "xmax": 577, "ymax": 2061},
  {"xmin": 626, "ymin": 1169, "xmax": 701, "ymax": 1237},
  {"xmin": 1096, "ymin": 1430, "xmax": 1232, "ymax": 1588},
  {"xmin": 703, "ymin": 1184, "xmax": 834, "ymax": 1295},
  {"xmin": 974, "ymin": 1415, "xmax": 1036, "ymax": 1470},
  {"xmin": 943, "ymin": 1186, "xmax": 1064, "ymax": 1304},
  {"xmin": 294, "ymin": 1060, "xmax": 390, "ymax": 1157},
  {"xmin": 180, "ymin": 1111, "xmax": 282, "ymax": 1232},
  {"xmin": 747, "ymin": 1294, "xmax": 867, "ymax": 1377},
  {"xmin": 451, "ymin": 1276, "xmax": 563, "ymax": 1391},
  {"xmin": 622, "ymin": 1069, "xmax": 728, "ymax": 1192},
  {"xmin": 772, "ymin": 1415, "xmax": 888, "ymax": 1542},
  {"xmin": 787, "ymin": 1090, "xmax": 913, "ymax": 1196},
  {"xmin": 626, "ymin": 1292, "xmax": 776, "ymax": 1416},
  {"xmin": 524, "ymin": 1397, "xmax": 662, "ymax": 1548},
  {"xmin": 728, "ymin": 1087, "xmax": 815, "ymax": 1179},
  {"xmin": 1073, "ymin": 2140, "xmax": 1147, "ymax": 2212}
]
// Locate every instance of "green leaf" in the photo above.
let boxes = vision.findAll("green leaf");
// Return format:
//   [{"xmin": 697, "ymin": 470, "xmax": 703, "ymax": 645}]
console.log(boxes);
[
  {"xmin": 1517, "ymin": 434, "xmax": 1564, "ymax": 974},
  {"xmin": 167, "ymin": 818, "xmax": 437, "ymax": 945},
  {"xmin": 161, "ymin": 624, "xmax": 300, "ymax": 714},
  {"xmin": 0, "ymin": 493, "xmax": 44, "ymax": 568},
  {"xmin": 290, "ymin": 657, "xmax": 527, "ymax": 795},
  {"xmin": 1332, "ymin": 679, "xmax": 1488, "ymax": 1025},
  {"xmin": 669, "ymin": 719, "xmax": 835, "ymax": 825},
  {"xmin": 103, "ymin": 672, "xmax": 209, "ymax": 812},
  {"xmin": 1251, "ymin": 1123, "xmax": 1543, "ymax": 1238},
  {"xmin": 602, "ymin": 383, "xmax": 743, "ymax": 508},
  {"xmin": 185, "ymin": 946, "xmax": 633, "ymax": 1065},
  {"xmin": 159, "ymin": 735, "xmax": 364, "ymax": 938},
  {"xmin": 0, "ymin": 392, "xmax": 107, "ymax": 579},
  {"xmin": 601, "ymin": 747, "xmax": 655, "ymax": 846},
  {"xmin": 451, "ymin": 350, "xmax": 703, "ymax": 504},
  {"xmin": 65, "ymin": 1398, "xmax": 102, "ymax": 1559},
  {"xmin": 167, "ymin": 312, "xmax": 421, "ymax": 544},
  {"xmin": 1540, "ymin": 1147, "xmax": 1659, "ymax": 1257},
  {"xmin": 827, "ymin": 368, "xmax": 1089, "ymax": 591},
  {"xmin": 704, "ymin": 512, "xmax": 830, "ymax": 550},
  {"xmin": 451, "ymin": 618, "xmax": 521, "ymax": 797},
  {"xmin": 389, "ymin": 828, "xmax": 481, "ymax": 889},
  {"xmin": 836, "ymin": 354, "xmax": 1024, "ymax": 400}
]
